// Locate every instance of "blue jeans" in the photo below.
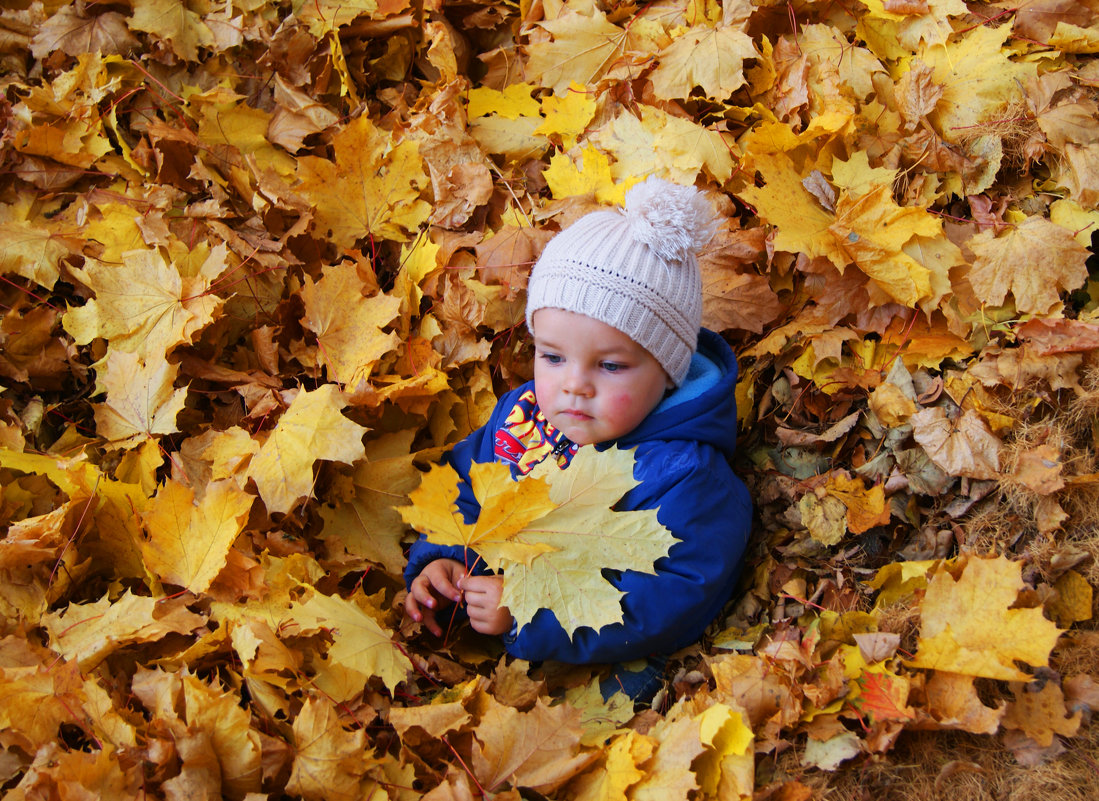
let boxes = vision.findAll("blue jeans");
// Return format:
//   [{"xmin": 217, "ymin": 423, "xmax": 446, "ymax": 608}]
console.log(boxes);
[{"xmin": 599, "ymin": 656, "xmax": 668, "ymax": 703}]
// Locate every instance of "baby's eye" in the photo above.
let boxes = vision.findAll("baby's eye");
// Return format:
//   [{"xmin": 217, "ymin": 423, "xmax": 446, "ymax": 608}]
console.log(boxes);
[
  {"xmin": 600, "ymin": 361, "xmax": 626, "ymax": 373},
  {"xmin": 539, "ymin": 352, "xmax": 563, "ymax": 365}
]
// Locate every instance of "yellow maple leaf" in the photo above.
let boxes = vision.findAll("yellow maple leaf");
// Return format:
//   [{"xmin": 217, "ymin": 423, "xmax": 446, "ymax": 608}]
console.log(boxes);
[
  {"xmin": 967, "ymin": 215, "xmax": 1090, "ymax": 315},
  {"xmin": 191, "ymin": 89, "xmax": 296, "ymax": 176},
  {"xmin": 0, "ymin": 661, "xmax": 87, "ymax": 752},
  {"xmin": 907, "ymin": 556, "xmax": 1064, "ymax": 680},
  {"xmin": 246, "ymin": 384, "xmax": 367, "ymax": 515},
  {"xmin": 300, "ymin": 261, "xmax": 401, "ymax": 387},
  {"xmin": 629, "ymin": 702, "xmax": 707, "ymax": 801},
  {"xmin": 1001, "ymin": 681, "xmax": 1082, "ymax": 747},
  {"xmin": 570, "ymin": 729, "xmax": 653, "ymax": 801},
  {"xmin": 650, "ymin": 25, "xmax": 756, "ymax": 101},
  {"xmin": 596, "ymin": 105, "xmax": 736, "ymax": 184},
  {"xmin": 141, "ymin": 478, "xmax": 253, "ymax": 594},
  {"xmin": 285, "ymin": 587, "xmax": 412, "ymax": 694},
  {"xmin": 467, "ymin": 82, "xmax": 541, "ymax": 120},
  {"xmin": 921, "ymin": 23, "xmax": 1037, "ymax": 144},
  {"xmin": 694, "ymin": 702, "xmax": 754, "ymax": 799},
  {"xmin": 399, "ymin": 459, "xmax": 559, "ymax": 568},
  {"xmin": 92, "ymin": 350, "xmax": 188, "ymax": 450},
  {"xmin": 180, "ymin": 674, "xmax": 263, "ymax": 797},
  {"xmin": 923, "ymin": 670, "xmax": 1004, "ymax": 734},
  {"xmin": 290, "ymin": 0, "xmax": 378, "ymax": 36},
  {"xmin": 534, "ymin": 83, "xmax": 597, "ymax": 149},
  {"xmin": 295, "ymin": 115, "xmax": 430, "ymax": 248},
  {"xmin": 743, "ymin": 149, "xmax": 942, "ymax": 306},
  {"xmin": 322, "ymin": 430, "xmax": 436, "ymax": 575},
  {"xmin": 543, "ymin": 146, "xmax": 625, "ymax": 204},
  {"xmin": 285, "ymin": 696, "xmax": 374, "ymax": 801},
  {"xmin": 0, "ymin": 200, "xmax": 79, "ymax": 289},
  {"xmin": 501, "ymin": 447, "xmax": 677, "ymax": 637},
  {"xmin": 858, "ymin": 0, "xmax": 967, "ymax": 52},
  {"xmin": 63, "ymin": 245, "xmax": 230, "ymax": 357},
  {"xmin": 469, "ymin": 696, "xmax": 595, "ymax": 794},
  {"xmin": 128, "ymin": 0, "xmax": 215, "ymax": 61},
  {"xmin": 524, "ymin": 8, "xmax": 633, "ymax": 96},
  {"xmin": 43, "ymin": 591, "xmax": 206, "ymax": 670}
]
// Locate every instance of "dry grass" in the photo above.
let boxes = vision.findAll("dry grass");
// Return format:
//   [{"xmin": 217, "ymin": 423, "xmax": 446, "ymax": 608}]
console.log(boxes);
[{"xmin": 778, "ymin": 721, "xmax": 1099, "ymax": 801}]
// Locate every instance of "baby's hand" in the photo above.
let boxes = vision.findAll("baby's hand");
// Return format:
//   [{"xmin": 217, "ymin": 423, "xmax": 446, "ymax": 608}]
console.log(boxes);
[
  {"xmin": 458, "ymin": 574, "xmax": 514, "ymax": 636},
  {"xmin": 405, "ymin": 558, "xmax": 465, "ymax": 637}
]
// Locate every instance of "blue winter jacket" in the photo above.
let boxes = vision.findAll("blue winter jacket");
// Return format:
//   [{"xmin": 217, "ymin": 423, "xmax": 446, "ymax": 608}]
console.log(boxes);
[{"xmin": 403, "ymin": 328, "xmax": 752, "ymax": 664}]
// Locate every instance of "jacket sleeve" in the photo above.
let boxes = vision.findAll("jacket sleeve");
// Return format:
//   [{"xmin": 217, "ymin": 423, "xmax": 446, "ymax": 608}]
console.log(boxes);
[{"xmin": 504, "ymin": 441, "xmax": 752, "ymax": 664}]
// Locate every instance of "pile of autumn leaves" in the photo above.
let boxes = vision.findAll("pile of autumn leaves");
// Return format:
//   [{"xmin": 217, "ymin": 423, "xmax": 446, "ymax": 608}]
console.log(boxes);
[{"xmin": 1, "ymin": 0, "xmax": 1099, "ymax": 798}]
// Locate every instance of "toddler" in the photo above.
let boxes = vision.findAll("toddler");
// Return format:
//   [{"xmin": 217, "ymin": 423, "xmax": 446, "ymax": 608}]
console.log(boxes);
[{"xmin": 403, "ymin": 176, "xmax": 752, "ymax": 701}]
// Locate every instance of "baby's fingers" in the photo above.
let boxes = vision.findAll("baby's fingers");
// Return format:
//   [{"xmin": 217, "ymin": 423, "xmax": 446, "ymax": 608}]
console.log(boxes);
[{"xmin": 404, "ymin": 590, "xmax": 443, "ymax": 637}]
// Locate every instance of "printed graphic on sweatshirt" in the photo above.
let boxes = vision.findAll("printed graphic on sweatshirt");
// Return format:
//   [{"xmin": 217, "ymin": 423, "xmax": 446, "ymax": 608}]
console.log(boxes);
[{"xmin": 493, "ymin": 389, "xmax": 577, "ymax": 474}]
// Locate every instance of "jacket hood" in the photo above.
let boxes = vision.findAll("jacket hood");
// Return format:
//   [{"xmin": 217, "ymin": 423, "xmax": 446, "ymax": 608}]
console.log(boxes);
[{"xmin": 615, "ymin": 328, "xmax": 740, "ymax": 459}]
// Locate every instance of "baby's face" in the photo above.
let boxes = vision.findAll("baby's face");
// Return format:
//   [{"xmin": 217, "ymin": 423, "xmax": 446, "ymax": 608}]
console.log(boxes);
[{"xmin": 531, "ymin": 309, "xmax": 672, "ymax": 446}]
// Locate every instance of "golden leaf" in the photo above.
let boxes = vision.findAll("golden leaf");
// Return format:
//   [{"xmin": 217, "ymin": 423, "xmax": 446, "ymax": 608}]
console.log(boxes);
[
  {"xmin": 301, "ymin": 261, "xmax": 401, "ymax": 386},
  {"xmin": 128, "ymin": 0, "xmax": 215, "ymax": 61},
  {"xmin": 43, "ymin": 591, "xmax": 206, "ymax": 671},
  {"xmin": 285, "ymin": 587, "xmax": 412, "ymax": 693},
  {"xmin": 295, "ymin": 116, "xmax": 430, "ymax": 248},
  {"xmin": 92, "ymin": 350, "xmax": 188, "ymax": 450},
  {"xmin": 907, "ymin": 556, "xmax": 1064, "ymax": 680},
  {"xmin": 1002, "ymin": 681, "xmax": 1082, "ymax": 747},
  {"xmin": 285, "ymin": 697, "xmax": 373, "ymax": 801},
  {"xmin": 64, "ymin": 246, "xmax": 229, "ymax": 357},
  {"xmin": 399, "ymin": 459, "xmax": 559, "ymax": 568},
  {"xmin": 246, "ymin": 385, "xmax": 367, "ymax": 515},
  {"xmin": 534, "ymin": 83, "xmax": 597, "ymax": 149},
  {"xmin": 967, "ymin": 215, "xmax": 1090, "ymax": 315},
  {"xmin": 524, "ymin": 8, "xmax": 633, "ymax": 95},
  {"xmin": 141, "ymin": 478, "xmax": 253, "ymax": 594},
  {"xmin": 650, "ymin": 26, "xmax": 756, "ymax": 101}
]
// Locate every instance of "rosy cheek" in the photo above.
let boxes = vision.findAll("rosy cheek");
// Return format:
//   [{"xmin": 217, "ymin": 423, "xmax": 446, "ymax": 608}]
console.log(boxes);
[{"xmin": 608, "ymin": 392, "xmax": 638, "ymax": 419}]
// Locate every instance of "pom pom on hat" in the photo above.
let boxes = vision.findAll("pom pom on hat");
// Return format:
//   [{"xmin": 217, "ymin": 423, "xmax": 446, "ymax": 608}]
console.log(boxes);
[
  {"xmin": 526, "ymin": 176, "xmax": 718, "ymax": 385},
  {"xmin": 623, "ymin": 177, "xmax": 719, "ymax": 263}
]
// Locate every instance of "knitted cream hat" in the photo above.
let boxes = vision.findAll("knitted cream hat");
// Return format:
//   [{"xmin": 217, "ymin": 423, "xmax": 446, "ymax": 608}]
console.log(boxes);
[{"xmin": 525, "ymin": 176, "xmax": 718, "ymax": 385}]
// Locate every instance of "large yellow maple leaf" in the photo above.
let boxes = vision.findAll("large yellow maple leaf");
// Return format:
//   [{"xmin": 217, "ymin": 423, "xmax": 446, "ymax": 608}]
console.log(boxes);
[
  {"xmin": 399, "ymin": 459, "xmax": 559, "ymax": 568},
  {"xmin": 295, "ymin": 116, "xmax": 430, "ymax": 249},
  {"xmin": 300, "ymin": 261, "xmax": 401, "ymax": 387},
  {"xmin": 401, "ymin": 448, "xmax": 675, "ymax": 637},
  {"xmin": 285, "ymin": 696, "xmax": 373, "ymax": 801},
  {"xmin": 92, "ymin": 350, "xmax": 188, "ymax": 450},
  {"xmin": 285, "ymin": 587, "xmax": 412, "ymax": 694},
  {"xmin": 524, "ymin": 8, "xmax": 636, "ymax": 96},
  {"xmin": 43, "ymin": 591, "xmax": 206, "ymax": 670},
  {"xmin": 967, "ymin": 215, "xmax": 1090, "ymax": 315},
  {"xmin": 141, "ymin": 478, "xmax": 253, "ymax": 594},
  {"xmin": 128, "ymin": 0, "xmax": 215, "ymax": 62},
  {"xmin": 906, "ymin": 556, "xmax": 1064, "ymax": 680},
  {"xmin": 921, "ymin": 23, "xmax": 1037, "ymax": 144},
  {"xmin": 502, "ymin": 447, "xmax": 676, "ymax": 637},
  {"xmin": 650, "ymin": 25, "xmax": 756, "ymax": 101},
  {"xmin": 64, "ymin": 245, "xmax": 230, "ymax": 358},
  {"xmin": 246, "ymin": 385, "xmax": 367, "ymax": 515}
]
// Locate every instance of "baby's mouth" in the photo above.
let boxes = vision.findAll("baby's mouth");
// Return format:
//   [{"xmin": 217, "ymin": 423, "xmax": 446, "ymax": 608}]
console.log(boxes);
[{"xmin": 561, "ymin": 409, "xmax": 593, "ymax": 420}]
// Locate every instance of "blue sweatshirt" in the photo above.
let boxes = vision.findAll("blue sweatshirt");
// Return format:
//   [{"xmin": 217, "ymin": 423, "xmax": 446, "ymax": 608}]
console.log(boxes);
[{"xmin": 404, "ymin": 328, "xmax": 752, "ymax": 664}]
